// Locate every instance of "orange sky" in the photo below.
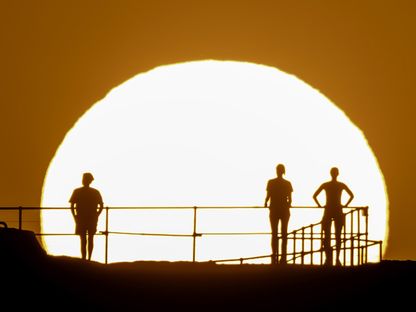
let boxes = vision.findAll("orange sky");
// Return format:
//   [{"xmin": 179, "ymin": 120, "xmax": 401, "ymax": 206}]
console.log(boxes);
[{"xmin": 0, "ymin": 0, "xmax": 415, "ymax": 260}]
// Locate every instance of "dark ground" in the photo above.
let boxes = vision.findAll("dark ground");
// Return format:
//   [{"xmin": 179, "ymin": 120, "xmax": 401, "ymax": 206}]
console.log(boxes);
[{"xmin": 1, "ymin": 227, "xmax": 415, "ymax": 311}]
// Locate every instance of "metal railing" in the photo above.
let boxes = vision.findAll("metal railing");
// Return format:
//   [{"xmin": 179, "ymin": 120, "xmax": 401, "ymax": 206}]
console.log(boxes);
[{"xmin": 0, "ymin": 205, "xmax": 382, "ymax": 265}]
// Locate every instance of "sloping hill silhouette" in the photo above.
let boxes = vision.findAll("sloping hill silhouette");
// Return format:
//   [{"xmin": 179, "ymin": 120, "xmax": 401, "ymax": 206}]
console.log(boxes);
[{"xmin": 1, "ymin": 226, "xmax": 415, "ymax": 311}]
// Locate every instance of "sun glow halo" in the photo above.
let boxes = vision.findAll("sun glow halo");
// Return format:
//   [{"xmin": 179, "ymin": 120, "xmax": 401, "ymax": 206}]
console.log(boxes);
[{"xmin": 41, "ymin": 60, "xmax": 388, "ymax": 263}]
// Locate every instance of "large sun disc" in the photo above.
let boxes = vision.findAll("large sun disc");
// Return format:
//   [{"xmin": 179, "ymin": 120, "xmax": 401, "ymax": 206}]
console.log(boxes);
[{"xmin": 41, "ymin": 60, "xmax": 388, "ymax": 263}]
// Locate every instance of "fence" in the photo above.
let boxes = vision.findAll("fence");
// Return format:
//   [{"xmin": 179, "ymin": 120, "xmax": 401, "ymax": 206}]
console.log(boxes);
[{"xmin": 0, "ymin": 205, "xmax": 382, "ymax": 265}]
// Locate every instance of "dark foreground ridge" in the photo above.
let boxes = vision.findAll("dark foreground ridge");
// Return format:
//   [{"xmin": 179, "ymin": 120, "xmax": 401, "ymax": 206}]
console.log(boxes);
[{"xmin": 1, "ymin": 227, "xmax": 415, "ymax": 311}]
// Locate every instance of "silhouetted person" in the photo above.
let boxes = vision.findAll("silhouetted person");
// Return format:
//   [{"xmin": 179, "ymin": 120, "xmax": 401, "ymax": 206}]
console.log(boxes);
[
  {"xmin": 313, "ymin": 167, "xmax": 354, "ymax": 266},
  {"xmin": 265, "ymin": 164, "xmax": 293, "ymax": 264},
  {"xmin": 70, "ymin": 172, "xmax": 104, "ymax": 261}
]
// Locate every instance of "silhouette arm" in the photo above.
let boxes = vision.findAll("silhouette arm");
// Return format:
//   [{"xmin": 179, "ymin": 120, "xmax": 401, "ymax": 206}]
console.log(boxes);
[
  {"xmin": 264, "ymin": 181, "xmax": 271, "ymax": 207},
  {"xmin": 264, "ymin": 192, "xmax": 270, "ymax": 207},
  {"xmin": 70, "ymin": 203, "xmax": 77, "ymax": 220},
  {"xmin": 343, "ymin": 185, "xmax": 354, "ymax": 207},
  {"xmin": 97, "ymin": 203, "xmax": 104, "ymax": 216},
  {"xmin": 313, "ymin": 185, "xmax": 324, "ymax": 207},
  {"xmin": 96, "ymin": 191, "xmax": 104, "ymax": 216}
]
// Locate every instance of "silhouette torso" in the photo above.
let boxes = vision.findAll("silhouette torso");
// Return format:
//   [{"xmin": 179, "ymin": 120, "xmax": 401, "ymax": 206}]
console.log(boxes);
[
  {"xmin": 69, "ymin": 186, "xmax": 103, "ymax": 223},
  {"xmin": 267, "ymin": 178, "xmax": 293, "ymax": 214},
  {"xmin": 319, "ymin": 181, "xmax": 348, "ymax": 215}
]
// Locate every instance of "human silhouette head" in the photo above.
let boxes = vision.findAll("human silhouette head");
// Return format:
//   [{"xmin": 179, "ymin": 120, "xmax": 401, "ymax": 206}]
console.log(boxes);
[
  {"xmin": 276, "ymin": 164, "xmax": 286, "ymax": 177},
  {"xmin": 82, "ymin": 172, "xmax": 94, "ymax": 186},
  {"xmin": 330, "ymin": 167, "xmax": 339, "ymax": 180}
]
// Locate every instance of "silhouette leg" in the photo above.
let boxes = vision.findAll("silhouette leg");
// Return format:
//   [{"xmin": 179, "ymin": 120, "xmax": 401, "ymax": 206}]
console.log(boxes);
[
  {"xmin": 87, "ymin": 233, "xmax": 94, "ymax": 261},
  {"xmin": 80, "ymin": 233, "xmax": 87, "ymax": 260},
  {"xmin": 269, "ymin": 214, "xmax": 278, "ymax": 264},
  {"xmin": 321, "ymin": 217, "xmax": 332, "ymax": 265},
  {"xmin": 334, "ymin": 215, "xmax": 345, "ymax": 266},
  {"xmin": 280, "ymin": 216, "xmax": 289, "ymax": 264},
  {"xmin": 271, "ymin": 232, "xmax": 278, "ymax": 265}
]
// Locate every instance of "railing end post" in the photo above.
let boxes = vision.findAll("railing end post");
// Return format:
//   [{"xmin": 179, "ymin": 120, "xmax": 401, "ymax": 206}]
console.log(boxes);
[
  {"xmin": 18, "ymin": 206, "xmax": 23, "ymax": 230},
  {"xmin": 105, "ymin": 206, "xmax": 109, "ymax": 265},
  {"xmin": 192, "ymin": 206, "xmax": 198, "ymax": 263}
]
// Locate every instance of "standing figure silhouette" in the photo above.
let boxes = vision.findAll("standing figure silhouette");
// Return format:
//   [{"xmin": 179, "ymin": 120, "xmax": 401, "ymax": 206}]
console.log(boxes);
[
  {"xmin": 313, "ymin": 167, "xmax": 354, "ymax": 266},
  {"xmin": 265, "ymin": 164, "xmax": 293, "ymax": 265},
  {"xmin": 70, "ymin": 172, "xmax": 104, "ymax": 261}
]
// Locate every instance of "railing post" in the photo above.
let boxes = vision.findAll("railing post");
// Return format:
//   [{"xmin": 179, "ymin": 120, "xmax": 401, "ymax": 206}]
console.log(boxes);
[
  {"xmin": 343, "ymin": 211, "xmax": 347, "ymax": 266},
  {"xmin": 320, "ymin": 226, "xmax": 324, "ymax": 265},
  {"xmin": 18, "ymin": 206, "xmax": 22, "ymax": 230},
  {"xmin": 292, "ymin": 231, "xmax": 296, "ymax": 264},
  {"xmin": 379, "ymin": 241, "xmax": 383, "ymax": 262},
  {"xmin": 357, "ymin": 209, "xmax": 361, "ymax": 265},
  {"xmin": 310, "ymin": 225, "xmax": 314, "ymax": 265},
  {"xmin": 350, "ymin": 210, "xmax": 354, "ymax": 266},
  {"xmin": 364, "ymin": 206, "xmax": 369, "ymax": 264},
  {"xmin": 192, "ymin": 206, "xmax": 197, "ymax": 262},
  {"xmin": 301, "ymin": 227, "xmax": 305, "ymax": 265},
  {"xmin": 105, "ymin": 206, "xmax": 109, "ymax": 264}
]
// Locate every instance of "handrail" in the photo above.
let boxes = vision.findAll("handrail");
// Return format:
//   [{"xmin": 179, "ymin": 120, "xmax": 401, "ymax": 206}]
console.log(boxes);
[
  {"xmin": 102, "ymin": 231, "xmax": 198, "ymax": 237},
  {"xmin": 0, "ymin": 205, "xmax": 380, "ymax": 265},
  {"xmin": 0, "ymin": 205, "xmax": 369, "ymax": 210}
]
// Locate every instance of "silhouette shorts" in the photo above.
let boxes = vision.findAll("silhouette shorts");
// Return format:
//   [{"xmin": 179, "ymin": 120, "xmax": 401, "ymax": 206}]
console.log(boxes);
[{"xmin": 75, "ymin": 217, "xmax": 98, "ymax": 235}]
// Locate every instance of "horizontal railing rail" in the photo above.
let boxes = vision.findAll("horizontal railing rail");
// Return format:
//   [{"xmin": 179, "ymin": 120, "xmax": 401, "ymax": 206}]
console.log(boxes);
[{"xmin": 0, "ymin": 205, "xmax": 382, "ymax": 265}]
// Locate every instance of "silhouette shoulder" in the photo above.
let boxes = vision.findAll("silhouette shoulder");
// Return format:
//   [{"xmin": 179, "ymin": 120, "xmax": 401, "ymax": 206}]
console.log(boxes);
[
  {"xmin": 90, "ymin": 187, "xmax": 103, "ymax": 200},
  {"xmin": 266, "ymin": 178, "xmax": 276, "ymax": 188},
  {"xmin": 69, "ymin": 187, "xmax": 82, "ymax": 202},
  {"xmin": 90, "ymin": 187, "xmax": 101, "ymax": 194},
  {"xmin": 284, "ymin": 179, "xmax": 293, "ymax": 191},
  {"xmin": 321, "ymin": 181, "xmax": 331, "ymax": 188},
  {"xmin": 69, "ymin": 187, "xmax": 103, "ymax": 203},
  {"xmin": 267, "ymin": 178, "xmax": 292, "ymax": 192}
]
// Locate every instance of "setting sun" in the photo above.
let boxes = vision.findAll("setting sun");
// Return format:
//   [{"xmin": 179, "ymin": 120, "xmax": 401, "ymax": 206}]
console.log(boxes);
[{"xmin": 40, "ymin": 60, "xmax": 388, "ymax": 263}]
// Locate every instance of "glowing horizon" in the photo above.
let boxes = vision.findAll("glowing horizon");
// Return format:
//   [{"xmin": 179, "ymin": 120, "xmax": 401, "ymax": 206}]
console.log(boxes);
[{"xmin": 41, "ymin": 60, "xmax": 388, "ymax": 263}]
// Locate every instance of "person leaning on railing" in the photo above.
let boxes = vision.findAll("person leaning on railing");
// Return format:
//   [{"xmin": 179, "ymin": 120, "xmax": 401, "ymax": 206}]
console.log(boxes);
[
  {"xmin": 313, "ymin": 167, "xmax": 354, "ymax": 266},
  {"xmin": 264, "ymin": 164, "xmax": 293, "ymax": 265},
  {"xmin": 69, "ymin": 172, "xmax": 104, "ymax": 261}
]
